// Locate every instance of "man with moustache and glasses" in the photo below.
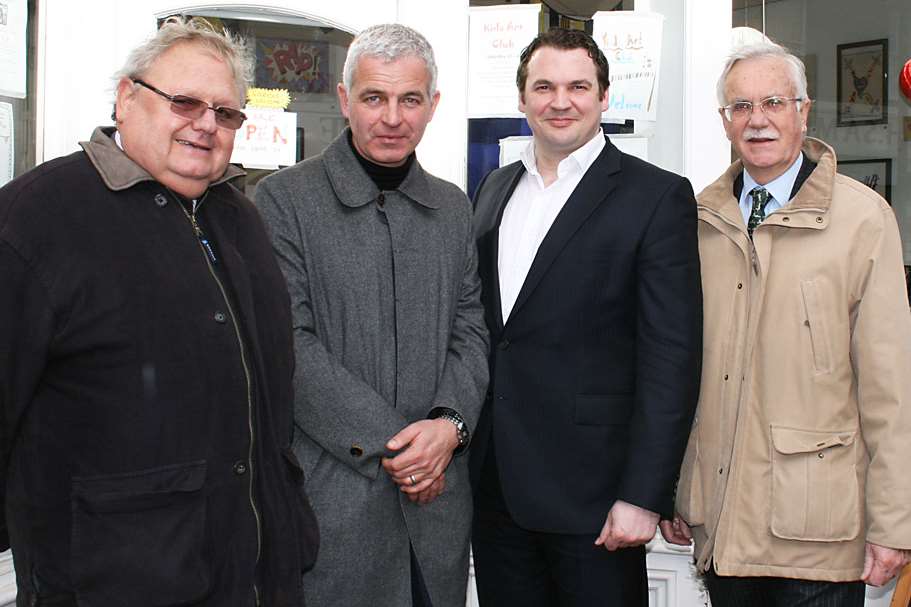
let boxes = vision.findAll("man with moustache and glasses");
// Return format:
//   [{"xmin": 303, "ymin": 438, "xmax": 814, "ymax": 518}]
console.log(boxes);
[
  {"xmin": 661, "ymin": 39, "xmax": 911, "ymax": 606},
  {"xmin": 0, "ymin": 18, "xmax": 317, "ymax": 607}
]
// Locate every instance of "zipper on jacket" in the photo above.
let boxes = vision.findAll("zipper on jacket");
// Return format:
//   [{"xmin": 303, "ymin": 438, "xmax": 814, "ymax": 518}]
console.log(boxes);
[{"xmin": 170, "ymin": 190, "xmax": 263, "ymax": 600}]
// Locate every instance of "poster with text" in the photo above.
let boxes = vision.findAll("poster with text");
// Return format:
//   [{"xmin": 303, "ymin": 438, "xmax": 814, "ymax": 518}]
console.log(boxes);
[
  {"xmin": 593, "ymin": 11, "xmax": 664, "ymax": 122},
  {"xmin": 231, "ymin": 108, "xmax": 297, "ymax": 170},
  {"xmin": 0, "ymin": 0, "xmax": 26, "ymax": 98},
  {"xmin": 256, "ymin": 38, "xmax": 329, "ymax": 94},
  {"xmin": 468, "ymin": 4, "xmax": 540, "ymax": 118}
]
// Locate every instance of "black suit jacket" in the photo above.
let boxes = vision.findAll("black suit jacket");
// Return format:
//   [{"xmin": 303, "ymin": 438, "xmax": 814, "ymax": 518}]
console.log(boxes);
[{"xmin": 470, "ymin": 136, "xmax": 703, "ymax": 533}]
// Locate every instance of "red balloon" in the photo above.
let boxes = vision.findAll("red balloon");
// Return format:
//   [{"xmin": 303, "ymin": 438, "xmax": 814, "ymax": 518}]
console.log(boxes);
[{"xmin": 902, "ymin": 58, "xmax": 911, "ymax": 103}]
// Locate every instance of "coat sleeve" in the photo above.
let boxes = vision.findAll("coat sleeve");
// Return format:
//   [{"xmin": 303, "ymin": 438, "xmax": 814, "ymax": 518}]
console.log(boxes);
[
  {"xmin": 255, "ymin": 180, "xmax": 410, "ymax": 481},
  {"xmin": 0, "ymin": 239, "xmax": 55, "ymax": 550},
  {"xmin": 428, "ymin": 205, "xmax": 490, "ymax": 442},
  {"xmin": 618, "ymin": 177, "xmax": 703, "ymax": 519},
  {"xmin": 850, "ymin": 204, "xmax": 911, "ymax": 550}
]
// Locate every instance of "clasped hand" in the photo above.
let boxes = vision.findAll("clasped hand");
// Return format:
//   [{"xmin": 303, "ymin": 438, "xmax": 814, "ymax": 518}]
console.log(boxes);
[{"xmin": 381, "ymin": 419, "xmax": 459, "ymax": 505}]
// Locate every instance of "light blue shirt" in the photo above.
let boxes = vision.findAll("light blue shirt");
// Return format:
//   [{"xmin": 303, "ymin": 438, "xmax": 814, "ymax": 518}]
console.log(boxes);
[{"xmin": 739, "ymin": 153, "xmax": 804, "ymax": 225}]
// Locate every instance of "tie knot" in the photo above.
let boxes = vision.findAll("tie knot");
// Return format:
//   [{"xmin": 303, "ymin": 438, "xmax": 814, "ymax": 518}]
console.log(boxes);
[{"xmin": 749, "ymin": 186, "xmax": 770, "ymax": 207}]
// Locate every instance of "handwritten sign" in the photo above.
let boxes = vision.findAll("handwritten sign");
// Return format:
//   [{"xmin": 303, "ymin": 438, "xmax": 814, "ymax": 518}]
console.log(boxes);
[
  {"xmin": 468, "ymin": 4, "xmax": 540, "ymax": 118},
  {"xmin": 593, "ymin": 11, "xmax": 664, "ymax": 121},
  {"xmin": 231, "ymin": 108, "xmax": 297, "ymax": 170}
]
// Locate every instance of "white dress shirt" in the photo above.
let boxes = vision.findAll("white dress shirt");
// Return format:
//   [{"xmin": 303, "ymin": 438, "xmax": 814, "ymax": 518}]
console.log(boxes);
[{"xmin": 498, "ymin": 129, "xmax": 605, "ymax": 322}]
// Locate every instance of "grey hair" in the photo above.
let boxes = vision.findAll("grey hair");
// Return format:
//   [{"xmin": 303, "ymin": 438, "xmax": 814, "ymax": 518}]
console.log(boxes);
[
  {"xmin": 113, "ymin": 16, "xmax": 254, "ymax": 106},
  {"xmin": 716, "ymin": 40, "xmax": 808, "ymax": 107},
  {"xmin": 342, "ymin": 23, "xmax": 437, "ymax": 97}
]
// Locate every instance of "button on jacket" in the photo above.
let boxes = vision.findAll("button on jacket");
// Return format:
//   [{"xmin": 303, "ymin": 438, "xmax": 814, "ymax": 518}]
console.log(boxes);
[
  {"xmin": 677, "ymin": 137, "xmax": 911, "ymax": 581},
  {"xmin": 0, "ymin": 127, "xmax": 318, "ymax": 606}
]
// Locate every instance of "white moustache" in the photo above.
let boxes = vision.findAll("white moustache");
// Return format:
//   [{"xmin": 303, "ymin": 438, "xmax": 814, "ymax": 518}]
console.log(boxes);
[{"xmin": 744, "ymin": 129, "xmax": 778, "ymax": 141}]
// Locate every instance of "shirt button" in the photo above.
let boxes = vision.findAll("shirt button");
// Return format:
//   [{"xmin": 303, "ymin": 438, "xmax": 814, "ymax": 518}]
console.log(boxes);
[
  {"xmin": 154, "ymin": 193, "xmax": 168, "ymax": 207},
  {"xmin": 350, "ymin": 445, "xmax": 364, "ymax": 458},
  {"xmin": 233, "ymin": 461, "xmax": 247, "ymax": 475},
  {"xmin": 214, "ymin": 311, "xmax": 227, "ymax": 323}
]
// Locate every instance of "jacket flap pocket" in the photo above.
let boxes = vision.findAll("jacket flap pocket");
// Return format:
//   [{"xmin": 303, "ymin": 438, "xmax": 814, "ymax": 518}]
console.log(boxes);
[
  {"xmin": 770, "ymin": 426, "xmax": 856, "ymax": 455},
  {"xmin": 574, "ymin": 394, "xmax": 634, "ymax": 426},
  {"xmin": 73, "ymin": 460, "xmax": 207, "ymax": 512}
]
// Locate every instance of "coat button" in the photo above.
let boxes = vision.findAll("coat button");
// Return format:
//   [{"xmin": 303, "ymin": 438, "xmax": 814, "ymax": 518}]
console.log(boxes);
[
  {"xmin": 818, "ymin": 452, "xmax": 825, "ymax": 459},
  {"xmin": 718, "ymin": 467, "xmax": 724, "ymax": 474},
  {"xmin": 782, "ymin": 216, "xmax": 790, "ymax": 222},
  {"xmin": 233, "ymin": 461, "xmax": 247, "ymax": 475},
  {"xmin": 497, "ymin": 339, "xmax": 510, "ymax": 350},
  {"xmin": 214, "ymin": 311, "xmax": 227, "ymax": 323},
  {"xmin": 816, "ymin": 217, "xmax": 823, "ymax": 223},
  {"xmin": 154, "ymin": 193, "xmax": 168, "ymax": 207},
  {"xmin": 723, "ymin": 374, "xmax": 729, "ymax": 381},
  {"xmin": 350, "ymin": 445, "xmax": 364, "ymax": 457},
  {"xmin": 737, "ymin": 283, "xmax": 743, "ymax": 290}
]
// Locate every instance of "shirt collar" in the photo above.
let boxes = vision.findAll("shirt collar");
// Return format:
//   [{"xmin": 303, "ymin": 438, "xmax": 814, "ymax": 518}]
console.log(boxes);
[
  {"xmin": 520, "ymin": 128, "xmax": 605, "ymax": 180},
  {"xmin": 743, "ymin": 152, "xmax": 803, "ymax": 206}
]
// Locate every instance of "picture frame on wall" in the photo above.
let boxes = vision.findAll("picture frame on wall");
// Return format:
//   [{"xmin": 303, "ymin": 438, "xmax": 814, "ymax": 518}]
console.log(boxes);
[
  {"xmin": 838, "ymin": 158, "xmax": 892, "ymax": 204},
  {"xmin": 836, "ymin": 39, "xmax": 888, "ymax": 126}
]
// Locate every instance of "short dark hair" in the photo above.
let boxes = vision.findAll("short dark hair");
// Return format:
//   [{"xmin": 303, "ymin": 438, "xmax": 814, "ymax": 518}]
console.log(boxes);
[{"xmin": 516, "ymin": 28, "xmax": 610, "ymax": 98}]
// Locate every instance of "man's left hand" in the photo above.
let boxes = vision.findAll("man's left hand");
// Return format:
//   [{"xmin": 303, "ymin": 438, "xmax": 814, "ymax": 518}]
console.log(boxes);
[
  {"xmin": 382, "ymin": 419, "xmax": 459, "ymax": 495},
  {"xmin": 595, "ymin": 500, "xmax": 659, "ymax": 551},
  {"xmin": 862, "ymin": 542, "xmax": 911, "ymax": 586}
]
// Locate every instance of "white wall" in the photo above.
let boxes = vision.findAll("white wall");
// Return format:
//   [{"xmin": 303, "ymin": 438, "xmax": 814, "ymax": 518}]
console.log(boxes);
[{"xmin": 38, "ymin": 0, "xmax": 469, "ymax": 188}]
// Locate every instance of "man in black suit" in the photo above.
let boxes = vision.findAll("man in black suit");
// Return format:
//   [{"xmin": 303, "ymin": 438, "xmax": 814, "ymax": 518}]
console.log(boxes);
[{"xmin": 470, "ymin": 29, "xmax": 703, "ymax": 607}]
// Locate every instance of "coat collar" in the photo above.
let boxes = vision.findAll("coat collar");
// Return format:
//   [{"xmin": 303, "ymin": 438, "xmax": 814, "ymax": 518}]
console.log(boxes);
[
  {"xmin": 699, "ymin": 137, "xmax": 836, "ymax": 218},
  {"xmin": 321, "ymin": 127, "xmax": 439, "ymax": 210},
  {"xmin": 79, "ymin": 126, "xmax": 245, "ymax": 193}
]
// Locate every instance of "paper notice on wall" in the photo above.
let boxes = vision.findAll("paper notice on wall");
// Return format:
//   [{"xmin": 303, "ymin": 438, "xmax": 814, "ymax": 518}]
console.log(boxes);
[
  {"xmin": 231, "ymin": 108, "xmax": 297, "ymax": 170},
  {"xmin": 468, "ymin": 4, "xmax": 540, "ymax": 118},
  {"xmin": 0, "ymin": 0, "xmax": 26, "ymax": 98},
  {"xmin": 593, "ymin": 11, "xmax": 664, "ymax": 122},
  {"xmin": 0, "ymin": 102, "xmax": 12, "ymax": 185}
]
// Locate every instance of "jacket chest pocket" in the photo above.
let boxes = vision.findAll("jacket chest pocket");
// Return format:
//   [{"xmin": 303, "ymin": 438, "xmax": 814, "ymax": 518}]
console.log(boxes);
[
  {"xmin": 769, "ymin": 426, "xmax": 860, "ymax": 542},
  {"xmin": 800, "ymin": 280, "xmax": 834, "ymax": 375}
]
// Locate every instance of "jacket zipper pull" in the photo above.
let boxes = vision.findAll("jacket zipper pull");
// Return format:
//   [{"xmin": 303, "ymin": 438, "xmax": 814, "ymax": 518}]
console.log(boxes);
[{"xmin": 189, "ymin": 213, "xmax": 218, "ymax": 265}]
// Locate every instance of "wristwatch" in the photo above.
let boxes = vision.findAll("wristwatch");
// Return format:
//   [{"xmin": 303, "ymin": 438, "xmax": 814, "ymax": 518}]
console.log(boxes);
[{"xmin": 429, "ymin": 407, "xmax": 470, "ymax": 454}]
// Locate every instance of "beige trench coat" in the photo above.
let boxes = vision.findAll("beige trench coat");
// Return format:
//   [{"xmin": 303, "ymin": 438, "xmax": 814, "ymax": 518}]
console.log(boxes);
[{"xmin": 677, "ymin": 138, "xmax": 911, "ymax": 581}]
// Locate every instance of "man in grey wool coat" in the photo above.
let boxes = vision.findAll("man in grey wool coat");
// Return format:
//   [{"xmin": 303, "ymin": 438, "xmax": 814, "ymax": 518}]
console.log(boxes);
[{"xmin": 255, "ymin": 23, "xmax": 490, "ymax": 607}]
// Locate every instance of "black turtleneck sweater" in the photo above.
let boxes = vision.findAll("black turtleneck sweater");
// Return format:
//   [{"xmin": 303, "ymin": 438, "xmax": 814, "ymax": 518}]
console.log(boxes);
[{"xmin": 347, "ymin": 130, "xmax": 414, "ymax": 191}]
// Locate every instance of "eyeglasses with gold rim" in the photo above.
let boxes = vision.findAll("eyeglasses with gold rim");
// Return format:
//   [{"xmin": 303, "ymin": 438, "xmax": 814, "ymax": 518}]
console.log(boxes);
[{"xmin": 131, "ymin": 78, "xmax": 247, "ymax": 130}]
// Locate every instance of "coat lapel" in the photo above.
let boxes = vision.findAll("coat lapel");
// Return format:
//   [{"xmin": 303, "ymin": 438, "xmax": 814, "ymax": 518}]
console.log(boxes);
[
  {"xmin": 507, "ymin": 139, "xmax": 621, "ymax": 326},
  {"xmin": 480, "ymin": 163, "xmax": 525, "ymax": 333}
]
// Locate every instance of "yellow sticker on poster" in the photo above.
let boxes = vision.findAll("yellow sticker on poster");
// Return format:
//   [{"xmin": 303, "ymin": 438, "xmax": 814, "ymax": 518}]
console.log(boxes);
[{"xmin": 246, "ymin": 88, "xmax": 291, "ymax": 110}]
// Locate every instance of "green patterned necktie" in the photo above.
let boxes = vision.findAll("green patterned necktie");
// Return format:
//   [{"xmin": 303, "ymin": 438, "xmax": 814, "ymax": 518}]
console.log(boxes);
[{"xmin": 747, "ymin": 186, "xmax": 771, "ymax": 238}]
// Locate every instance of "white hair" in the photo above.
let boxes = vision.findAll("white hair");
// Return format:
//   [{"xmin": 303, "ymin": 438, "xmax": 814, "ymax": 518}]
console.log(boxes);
[
  {"xmin": 113, "ymin": 16, "xmax": 254, "ymax": 106},
  {"xmin": 342, "ymin": 23, "xmax": 437, "ymax": 96},
  {"xmin": 716, "ymin": 40, "xmax": 809, "ymax": 107}
]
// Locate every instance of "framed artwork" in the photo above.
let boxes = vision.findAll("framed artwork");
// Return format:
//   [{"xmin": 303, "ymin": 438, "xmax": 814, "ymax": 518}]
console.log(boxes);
[
  {"xmin": 836, "ymin": 39, "xmax": 888, "ymax": 126},
  {"xmin": 256, "ymin": 38, "xmax": 330, "ymax": 94},
  {"xmin": 838, "ymin": 158, "xmax": 892, "ymax": 204}
]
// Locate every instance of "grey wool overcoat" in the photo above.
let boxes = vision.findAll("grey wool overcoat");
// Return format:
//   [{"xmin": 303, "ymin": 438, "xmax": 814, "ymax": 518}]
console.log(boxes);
[{"xmin": 255, "ymin": 129, "xmax": 490, "ymax": 607}]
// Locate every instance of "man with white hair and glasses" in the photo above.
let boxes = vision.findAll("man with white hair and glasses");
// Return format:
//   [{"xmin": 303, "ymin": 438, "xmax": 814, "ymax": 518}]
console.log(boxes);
[
  {"xmin": 661, "ymin": 39, "xmax": 911, "ymax": 606},
  {"xmin": 0, "ymin": 18, "xmax": 318, "ymax": 606}
]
